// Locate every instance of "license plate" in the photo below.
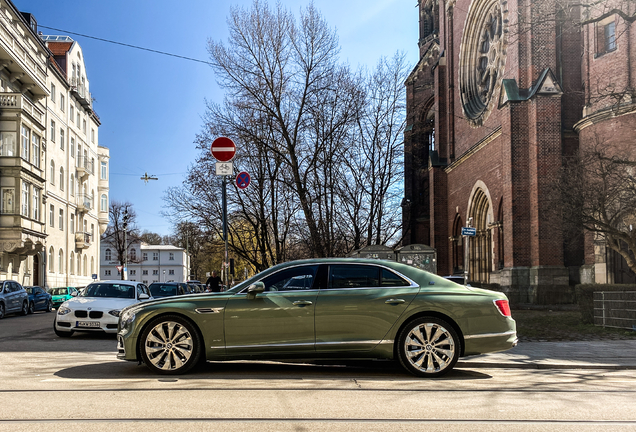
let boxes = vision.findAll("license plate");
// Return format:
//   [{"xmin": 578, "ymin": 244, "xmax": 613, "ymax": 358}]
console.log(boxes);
[{"xmin": 77, "ymin": 321, "xmax": 100, "ymax": 328}]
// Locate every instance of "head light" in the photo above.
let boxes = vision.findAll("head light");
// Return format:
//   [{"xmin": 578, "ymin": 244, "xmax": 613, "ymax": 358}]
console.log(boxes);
[
  {"xmin": 57, "ymin": 306, "xmax": 71, "ymax": 316},
  {"xmin": 119, "ymin": 309, "xmax": 136, "ymax": 327},
  {"xmin": 108, "ymin": 310, "xmax": 121, "ymax": 317}
]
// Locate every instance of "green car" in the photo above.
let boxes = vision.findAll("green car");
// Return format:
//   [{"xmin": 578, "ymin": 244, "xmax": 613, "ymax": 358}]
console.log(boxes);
[
  {"xmin": 48, "ymin": 287, "xmax": 79, "ymax": 309},
  {"xmin": 117, "ymin": 258, "xmax": 517, "ymax": 377}
]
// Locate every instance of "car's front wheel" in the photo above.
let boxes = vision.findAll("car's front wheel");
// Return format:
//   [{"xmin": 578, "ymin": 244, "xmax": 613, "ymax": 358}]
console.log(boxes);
[
  {"xmin": 0, "ymin": 303, "xmax": 4, "ymax": 319},
  {"xmin": 46, "ymin": 300, "xmax": 52, "ymax": 312},
  {"xmin": 20, "ymin": 301, "xmax": 28, "ymax": 316},
  {"xmin": 28, "ymin": 301, "xmax": 35, "ymax": 314},
  {"xmin": 140, "ymin": 315, "xmax": 202, "ymax": 375},
  {"xmin": 397, "ymin": 316, "xmax": 460, "ymax": 378}
]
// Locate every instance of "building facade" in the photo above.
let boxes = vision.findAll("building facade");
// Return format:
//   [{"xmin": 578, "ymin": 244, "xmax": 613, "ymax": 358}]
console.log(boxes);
[
  {"xmin": 100, "ymin": 243, "xmax": 190, "ymax": 285},
  {"xmin": 0, "ymin": 0, "xmax": 108, "ymax": 287},
  {"xmin": 404, "ymin": 0, "xmax": 635, "ymax": 303}
]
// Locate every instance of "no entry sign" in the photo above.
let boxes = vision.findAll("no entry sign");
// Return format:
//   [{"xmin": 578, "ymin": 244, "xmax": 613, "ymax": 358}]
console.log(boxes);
[
  {"xmin": 236, "ymin": 171, "xmax": 251, "ymax": 189},
  {"xmin": 211, "ymin": 137, "xmax": 236, "ymax": 162}
]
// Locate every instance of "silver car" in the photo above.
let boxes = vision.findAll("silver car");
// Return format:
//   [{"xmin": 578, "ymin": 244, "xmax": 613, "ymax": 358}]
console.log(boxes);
[{"xmin": 0, "ymin": 280, "xmax": 29, "ymax": 319}]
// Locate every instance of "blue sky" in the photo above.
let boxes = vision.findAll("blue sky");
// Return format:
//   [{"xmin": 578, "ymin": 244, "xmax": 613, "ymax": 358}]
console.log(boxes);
[{"xmin": 15, "ymin": 0, "xmax": 418, "ymax": 236}]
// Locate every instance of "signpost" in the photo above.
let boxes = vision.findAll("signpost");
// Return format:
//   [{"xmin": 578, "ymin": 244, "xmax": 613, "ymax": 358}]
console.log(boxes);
[
  {"xmin": 236, "ymin": 171, "xmax": 250, "ymax": 189},
  {"xmin": 463, "ymin": 218, "xmax": 474, "ymax": 286},
  {"xmin": 210, "ymin": 137, "xmax": 236, "ymax": 162}
]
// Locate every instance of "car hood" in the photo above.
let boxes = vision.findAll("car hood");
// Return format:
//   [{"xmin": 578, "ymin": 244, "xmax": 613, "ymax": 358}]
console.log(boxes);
[{"xmin": 62, "ymin": 296, "xmax": 139, "ymax": 310}]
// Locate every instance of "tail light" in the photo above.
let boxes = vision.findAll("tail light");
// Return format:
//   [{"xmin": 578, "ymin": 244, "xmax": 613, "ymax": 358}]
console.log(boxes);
[{"xmin": 494, "ymin": 299, "xmax": 511, "ymax": 317}]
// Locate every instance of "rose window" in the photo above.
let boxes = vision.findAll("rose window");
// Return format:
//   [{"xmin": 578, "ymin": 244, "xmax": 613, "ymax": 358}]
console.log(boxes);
[{"xmin": 459, "ymin": 0, "xmax": 507, "ymax": 126}]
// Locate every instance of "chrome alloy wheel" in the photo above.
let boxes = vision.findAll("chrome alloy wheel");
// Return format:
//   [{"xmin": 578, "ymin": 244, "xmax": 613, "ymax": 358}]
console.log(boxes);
[
  {"xmin": 144, "ymin": 320, "xmax": 195, "ymax": 372},
  {"xmin": 398, "ymin": 317, "xmax": 459, "ymax": 377}
]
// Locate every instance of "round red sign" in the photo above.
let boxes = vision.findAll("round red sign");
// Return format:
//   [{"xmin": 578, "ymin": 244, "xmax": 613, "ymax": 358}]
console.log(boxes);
[{"xmin": 210, "ymin": 137, "xmax": 236, "ymax": 162}]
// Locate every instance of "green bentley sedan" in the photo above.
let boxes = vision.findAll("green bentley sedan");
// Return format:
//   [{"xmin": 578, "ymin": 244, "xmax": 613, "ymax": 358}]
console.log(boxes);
[{"xmin": 117, "ymin": 258, "xmax": 517, "ymax": 377}]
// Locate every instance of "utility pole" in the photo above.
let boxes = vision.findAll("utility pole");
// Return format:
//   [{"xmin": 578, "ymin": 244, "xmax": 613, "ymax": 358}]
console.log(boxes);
[{"xmin": 122, "ymin": 208, "xmax": 129, "ymax": 281}]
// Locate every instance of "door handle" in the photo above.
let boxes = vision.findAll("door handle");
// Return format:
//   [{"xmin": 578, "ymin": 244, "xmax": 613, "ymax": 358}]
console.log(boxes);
[
  {"xmin": 385, "ymin": 298, "xmax": 406, "ymax": 305},
  {"xmin": 292, "ymin": 300, "xmax": 313, "ymax": 307}
]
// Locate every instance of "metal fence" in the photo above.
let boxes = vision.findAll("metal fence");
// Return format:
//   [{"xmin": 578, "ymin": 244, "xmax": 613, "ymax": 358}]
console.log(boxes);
[{"xmin": 593, "ymin": 291, "xmax": 636, "ymax": 330}]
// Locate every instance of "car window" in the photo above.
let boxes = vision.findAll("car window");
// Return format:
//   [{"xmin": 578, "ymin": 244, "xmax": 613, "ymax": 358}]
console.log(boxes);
[
  {"xmin": 261, "ymin": 266, "xmax": 318, "ymax": 292},
  {"xmin": 149, "ymin": 284, "xmax": 176, "ymax": 297},
  {"xmin": 328, "ymin": 265, "xmax": 380, "ymax": 289},
  {"xmin": 84, "ymin": 283, "xmax": 136, "ymax": 299},
  {"xmin": 381, "ymin": 269, "xmax": 410, "ymax": 287},
  {"xmin": 10, "ymin": 282, "xmax": 21, "ymax": 292}
]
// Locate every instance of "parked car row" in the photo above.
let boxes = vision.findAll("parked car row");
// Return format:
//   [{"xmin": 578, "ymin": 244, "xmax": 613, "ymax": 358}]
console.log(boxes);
[{"xmin": 0, "ymin": 281, "xmax": 54, "ymax": 319}]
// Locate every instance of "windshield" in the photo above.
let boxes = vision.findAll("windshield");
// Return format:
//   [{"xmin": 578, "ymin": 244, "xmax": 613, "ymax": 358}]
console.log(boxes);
[
  {"xmin": 49, "ymin": 288, "xmax": 69, "ymax": 296},
  {"xmin": 149, "ymin": 284, "xmax": 177, "ymax": 297},
  {"xmin": 83, "ymin": 283, "xmax": 136, "ymax": 299}
]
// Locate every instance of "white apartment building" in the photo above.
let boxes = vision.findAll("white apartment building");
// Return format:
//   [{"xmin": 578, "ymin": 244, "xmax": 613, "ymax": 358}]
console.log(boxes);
[
  {"xmin": 100, "ymin": 243, "xmax": 190, "ymax": 285},
  {"xmin": 0, "ymin": 4, "xmax": 49, "ymax": 285},
  {"xmin": 42, "ymin": 35, "xmax": 109, "ymax": 288},
  {"xmin": 0, "ymin": 0, "xmax": 108, "ymax": 287}
]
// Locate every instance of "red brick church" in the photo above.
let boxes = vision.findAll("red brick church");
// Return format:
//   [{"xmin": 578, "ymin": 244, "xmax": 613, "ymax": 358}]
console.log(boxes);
[{"xmin": 403, "ymin": 0, "xmax": 635, "ymax": 303}]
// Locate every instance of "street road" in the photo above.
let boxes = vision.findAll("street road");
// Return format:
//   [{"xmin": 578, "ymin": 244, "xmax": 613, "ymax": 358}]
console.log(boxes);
[{"xmin": 1, "ymin": 311, "xmax": 635, "ymax": 431}]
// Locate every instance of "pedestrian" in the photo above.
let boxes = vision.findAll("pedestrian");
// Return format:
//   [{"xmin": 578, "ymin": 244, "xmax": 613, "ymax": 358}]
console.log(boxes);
[{"xmin": 205, "ymin": 271, "xmax": 223, "ymax": 292}]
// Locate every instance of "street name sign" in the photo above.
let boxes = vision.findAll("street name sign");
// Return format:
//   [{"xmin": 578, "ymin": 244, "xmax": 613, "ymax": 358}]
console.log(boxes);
[
  {"xmin": 211, "ymin": 137, "xmax": 236, "ymax": 162},
  {"xmin": 461, "ymin": 227, "xmax": 476, "ymax": 236}
]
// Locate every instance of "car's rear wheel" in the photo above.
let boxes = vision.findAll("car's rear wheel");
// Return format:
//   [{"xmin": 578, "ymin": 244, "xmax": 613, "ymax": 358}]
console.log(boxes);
[
  {"xmin": 397, "ymin": 316, "xmax": 460, "ymax": 378},
  {"xmin": 28, "ymin": 301, "xmax": 35, "ymax": 314},
  {"xmin": 20, "ymin": 301, "xmax": 28, "ymax": 316},
  {"xmin": 53, "ymin": 319, "xmax": 73, "ymax": 337},
  {"xmin": 140, "ymin": 315, "xmax": 201, "ymax": 375},
  {"xmin": 0, "ymin": 303, "xmax": 4, "ymax": 319}
]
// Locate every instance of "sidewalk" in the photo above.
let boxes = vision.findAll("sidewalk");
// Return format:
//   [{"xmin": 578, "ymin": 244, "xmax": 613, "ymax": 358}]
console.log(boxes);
[{"xmin": 456, "ymin": 339, "xmax": 636, "ymax": 370}]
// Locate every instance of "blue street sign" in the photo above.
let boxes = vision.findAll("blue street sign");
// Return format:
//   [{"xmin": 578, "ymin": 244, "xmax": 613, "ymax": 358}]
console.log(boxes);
[
  {"xmin": 461, "ymin": 227, "xmax": 476, "ymax": 236},
  {"xmin": 236, "ymin": 171, "xmax": 251, "ymax": 189}
]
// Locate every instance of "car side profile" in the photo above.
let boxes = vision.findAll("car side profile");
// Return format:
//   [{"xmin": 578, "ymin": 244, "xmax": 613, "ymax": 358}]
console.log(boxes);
[
  {"xmin": 0, "ymin": 280, "xmax": 29, "ymax": 319},
  {"xmin": 117, "ymin": 258, "xmax": 517, "ymax": 378},
  {"xmin": 48, "ymin": 287, "xmax": 80, "ymax": 309},
  {"xmin": 25, "ymin": 286, "xmax": 53, "ymax": 313}
]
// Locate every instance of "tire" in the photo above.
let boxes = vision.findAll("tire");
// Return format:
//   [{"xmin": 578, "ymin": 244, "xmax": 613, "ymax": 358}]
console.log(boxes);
[
  {"xmin": 20, "ymin": 301, "xmax": 28, "ymax": 316},
  {"xmin": 0, "ymin": 303, "xmax": 4, "ymax": 319},
  {"xmin": 397, "ymin": 316, "xmax": 460, "ymax": 378},
  {"xmin": 53, "ymin": 319, "xmax": 74, "ymax": 338},
  {"xmin": 28, "ymin": 301, "xmax": 35, "ymax": 314},
  {"xmin": 139, "ymin": 315, "xmax": 201, "ymax": 375},
  {"xmin": 46, "ymin": 300, "xmax": 52, "ymax": 313}
]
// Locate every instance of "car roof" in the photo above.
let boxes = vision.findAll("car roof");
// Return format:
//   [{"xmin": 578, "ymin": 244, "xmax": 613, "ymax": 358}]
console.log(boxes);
[{"xmin": 91, "ymin": 280, "xmax": 138, "ymax": 286}]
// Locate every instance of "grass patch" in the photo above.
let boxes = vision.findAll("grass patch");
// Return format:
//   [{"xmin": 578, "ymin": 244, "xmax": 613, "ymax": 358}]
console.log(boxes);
[{"xmin": 512, "ymin": 308, "xmax": 636, "ymax": 342}]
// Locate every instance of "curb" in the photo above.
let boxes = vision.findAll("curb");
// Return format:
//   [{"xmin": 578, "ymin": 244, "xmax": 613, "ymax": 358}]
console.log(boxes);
[{"xmin": 456, "ymin": 361, "xmax": 636, "ymax": 370}]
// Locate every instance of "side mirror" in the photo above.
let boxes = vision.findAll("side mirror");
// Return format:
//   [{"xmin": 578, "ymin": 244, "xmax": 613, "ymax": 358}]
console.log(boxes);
[
  {"xmin": 246, "ymin": 282, "xmax": 265, "ymax": 299},
  {"xmin": 139, "ymin": 293, "xmax": 150, "ymax": 300},
  {"xmin": 70, "ymin": 291, "xmax": 78, "ymax": 297}
]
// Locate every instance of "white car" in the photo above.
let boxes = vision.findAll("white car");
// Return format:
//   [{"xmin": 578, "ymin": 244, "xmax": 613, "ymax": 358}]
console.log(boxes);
[{"xmin": 54, "ymin": 280, "xmax": 152, "ymax": 337}]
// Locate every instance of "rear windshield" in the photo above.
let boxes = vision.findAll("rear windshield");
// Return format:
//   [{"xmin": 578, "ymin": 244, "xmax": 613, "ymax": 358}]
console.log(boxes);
[
  {"xmin": 83, "ymin": 283, "xmax": 135, "ymax": 299},
  {"xmin": 149, "ymin": 284, "xmax": 178, "ymax": 297}
]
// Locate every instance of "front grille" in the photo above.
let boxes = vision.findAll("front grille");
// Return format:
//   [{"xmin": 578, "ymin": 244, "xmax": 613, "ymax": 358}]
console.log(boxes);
[
  {"xmin": 89, "ymin": 311, "xmax": 103, "ymax": 319},
  {"xmin": 75, "ymin": 310, "xmax": 87, "ymax": 318},
  {"xmin": 74, "ymin": 310, "xmax": 103, "ymax": 319}
]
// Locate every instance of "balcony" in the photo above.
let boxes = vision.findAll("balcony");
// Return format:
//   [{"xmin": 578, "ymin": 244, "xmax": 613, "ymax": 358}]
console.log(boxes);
[
  {"xmin": 70, "ymin": 77, "xmax": 92, "ymax": 110},
  {"xmin": 76, "ymin": 156, "xmax": 94, "ymax": 180},
  {"xmin": 77, "ymin": 194, "xmax": 93, "ymax": 213},
  {"xmin": 0, "ymin": 92, "xmax": 45, "ymax": 127},
  {"xmin": 75, "ymin": 232, "xmax": 91, "ymax": 249}
]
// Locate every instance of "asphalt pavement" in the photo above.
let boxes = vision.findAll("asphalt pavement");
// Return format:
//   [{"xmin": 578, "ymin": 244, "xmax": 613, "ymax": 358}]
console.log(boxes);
[{"xmin": 457, "ymin": 339, "xmax": 636, "ymax": 370}]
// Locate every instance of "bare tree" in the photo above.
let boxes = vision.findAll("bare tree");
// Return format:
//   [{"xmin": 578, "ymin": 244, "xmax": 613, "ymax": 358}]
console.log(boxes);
[
  {"xmin": 558, "ymin": 136, "xmax": 636, "ymax": 273},
  {"xmin": 139, "ymin": 231, "xmax": 163, "ymax": 245},
  {"xmin": 101, "ymin": 201, "xmax": 140, "ymax": 279}
]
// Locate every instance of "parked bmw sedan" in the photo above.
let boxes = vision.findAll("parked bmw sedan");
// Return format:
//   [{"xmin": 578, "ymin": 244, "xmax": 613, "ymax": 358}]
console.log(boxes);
[
  {"xmin": 55, "ymin": 281, "xmax": 152, "ymax": 337},
  {"xmin": 117, "ymin": 259, "xmax": 517, "ymax": 377},
  {"xmin": 24, "ymin": 286, "xmax": 53, "ymax": 313}
]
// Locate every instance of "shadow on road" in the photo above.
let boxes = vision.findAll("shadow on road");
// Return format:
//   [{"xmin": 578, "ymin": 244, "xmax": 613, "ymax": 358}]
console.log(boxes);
[{"xmin": 54, "ymin": 359, "xmax": 492, "ymax": 381}]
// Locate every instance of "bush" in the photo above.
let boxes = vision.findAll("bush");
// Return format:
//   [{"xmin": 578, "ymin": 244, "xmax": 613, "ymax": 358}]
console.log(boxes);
[{"xmin": 575, "ymin": 284, "xmax": 636, "ymax": 324}]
